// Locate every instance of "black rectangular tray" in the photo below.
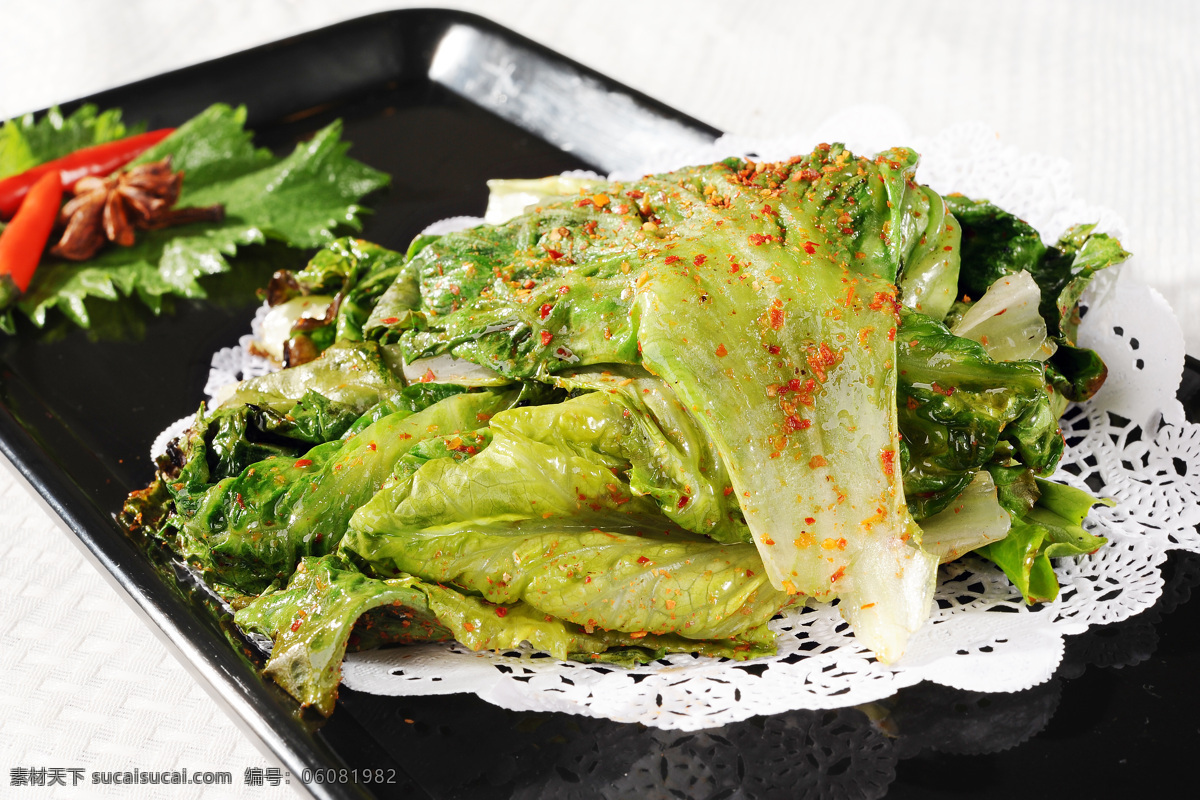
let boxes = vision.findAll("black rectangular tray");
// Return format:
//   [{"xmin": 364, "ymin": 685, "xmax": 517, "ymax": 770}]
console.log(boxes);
[{"xmin": 2, "ymin": 10, "xmax": 1197, "ymax": 799}]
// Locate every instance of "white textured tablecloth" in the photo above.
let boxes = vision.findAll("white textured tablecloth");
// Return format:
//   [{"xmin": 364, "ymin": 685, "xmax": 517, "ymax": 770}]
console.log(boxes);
[{"xmin": 1, "ymin": 1, "xmax": 1197, "ymax": 797}]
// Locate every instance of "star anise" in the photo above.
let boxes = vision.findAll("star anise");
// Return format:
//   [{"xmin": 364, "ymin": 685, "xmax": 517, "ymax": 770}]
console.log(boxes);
[{"xmin": 51, "ymin": 157, "xmax": 225, "ymax": 261}]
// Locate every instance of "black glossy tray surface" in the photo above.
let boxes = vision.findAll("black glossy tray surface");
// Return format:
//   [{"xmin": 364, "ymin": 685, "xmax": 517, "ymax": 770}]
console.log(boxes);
[{"xmin": 0, "ymin": 10, "xmax": 1196, "ymax": 800}]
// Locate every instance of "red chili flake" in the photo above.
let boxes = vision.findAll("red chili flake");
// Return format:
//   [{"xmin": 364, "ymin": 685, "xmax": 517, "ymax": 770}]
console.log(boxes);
[
  {"xmin": 881, "ymin": 447, "xmax": 896, "ymax": 477},
  {"xmin": 798, "ymin": 168, "xmax": 821, "ymax": 182},
  {"xmin": 829, "ymin": 566, "xmax": 846, "ymax": 583},
  {"xmin": 783, "ymin": 415, "xmax": 808, "ymax": 433},
  {"xmin": 803, "ymin": 241, "xmax": 817, "ymax": 255},
  {"xmin": 806, "ymin": 343, "xmax": 841, "ymax": 382},
  {"xmin": 804, "ymin": 517, "xmax": 815, "ymax": 525},
  {"xmin": 293, "ymin": 458, "xmax": 314, "ymax": 468},
  {"xmin": 693, "ymin": 253, "xmax": 707, "ymax": 266},
  {"xmin": 869, "ymin": 291, "xmax": 899, "ymax": 314},
  {"xmin": 715, "ymin": 343, "xmax": 728, "ymax": 357},
  {"xmin": 887, "ymin": 327, "xmax": 896, "ymax": 342},
  {"xmin": 540, "ymin": 330, "xmax": 554, "ymax": 346},
  {"xmin": 626, "ymin": 190, "xmax": 644, "ymax": 199},
  {"xmin": 546, "ymin": 248, "xmax": 564, "ymax": 260},
  {"xmin": 539, "ymin": 303, "xmax": 553, "ymax": 319},
  {"xmin": 943, "ymin": 245, "xmax": 954, "ymax": 252},
  {"xmin": 677, "ymin": 495, "xmax": 689, "ymax": 509},
  {"xmin": 637, "ymin": 556, "xmax": 651, "ymax": 564},
  {"xmin": 907, "ymin": 396, "xmax": 919, "ymax": 411},
  {"xmin": 558, "ymin": 285, "xmax": 570, "ymax": 295},
  {"xmin": 420, "ymin": 368, "xmax": 436, "ymax": 383},
  {"xmin": 724, "ymin": 487, "xmax": 734, "ymax": 496},
  {"xmin": 368, "ymin": 442, "xmax": 377, "ymax": 451},
  {"xmin": 583, "ymin": 220, "xmax": 598, "ymax": 235},
  {"xmin": 993, "ymin": 307, "xmax": 1008, "ymax": 316},
  {"xmin": 768, "ymin": 307, "xmax": 785, "ymax": 330},
  {"xmin": 380, "ymin": 316, "xmax": 400, "ymax": 324},
  {"xmin": 448, "ymin": 284, "xmax": 460, "ymax": 296},
  {"xmin": 731, "ymin": 264, "xmax": 740, "ymax": 273},
  {"xmin": 931, "ymin": 382, "xmax": 955, "ymax": 396},
  {"xmin": 748, "ymin": 233, "xmax": 772, "ymax": 246},
  {"xmin": 290, "ymin": 619, "xmax": 302, "ymax": 632},
  {"xmin": 574, "ymin": 197, "xmax": 594, "ymax": 207},
  {"xmin": 495, "ymin": 607, "xmax": 508, "ymax": 618},
  {"xmin": 767, "ymin": 344, "xmax": 781, "ymax": 355},
  {"xmin": 235, "ymin": 493, "xmax": 245, "ymax": 509},
  {"xmin": 761, "ymin": 204, "xmax": 775, "ymax": 216},
  {"xmin": 664, "ymin": 255, "xmax": 681, "ymax": 265},
  {"xmin": 784, "ymin": 378, "xmax": 817, "ymax": 406}
]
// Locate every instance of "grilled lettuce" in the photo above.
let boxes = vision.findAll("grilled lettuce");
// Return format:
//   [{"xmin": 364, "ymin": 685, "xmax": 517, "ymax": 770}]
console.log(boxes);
[{"xmin": 129, "ymin": 144, "xmax": 1126, "ymax": 715}]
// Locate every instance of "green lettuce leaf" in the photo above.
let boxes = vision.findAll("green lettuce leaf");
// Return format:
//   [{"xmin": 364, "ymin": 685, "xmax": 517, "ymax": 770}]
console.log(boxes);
[
  {"xmin": 162, "ymin": 341, "xmax": 471, "ymax": 522},
  {"xmin": 895, "ymin": 186, "xmax": 961, "ymax": 321},
  {"xmin": 1033, "ymin": 224, "xmax": 1130, "ymax": 344},
  {"xmin": 945, "ymin": 196, "xmax": 1126, "ymax": 401},
  {"xmin": 177, "ymin": 390, "xmax": 513, "ymax": 594},
  {"xmin": 509, "ymin": 374, "xmax": 749, "ymax": 542},
  {"xmin": 945, "ymin": 195, "xmax": 1046, "ymax": 300},
  {"xmin": 237, "ymin": 555, "xmax": 775, "ymax": 715},
  {"xmin": 977, "ymin": 478, "xmax": 1110, "ymax": 603},
  {"xmin": 10, "ymin": 104, "xmax": 389, "ymax": 329},
  {"xmin": 234, "ymin": 556, "xmax": 453, "ymax": 715},
  {"xmin": 897, "ymin": 309, "xmax": 1061, "ymax": 520},
  {"xmin": 260, "ymin": 238, "xmax": 408, "ymax": 358},
  {"xmin": 216, "ymin": 340, "xmax": 408, "ymax": 415},
  {"xmin": 342, "ymin": 403, "xmax": 793, "ymax": 642}
]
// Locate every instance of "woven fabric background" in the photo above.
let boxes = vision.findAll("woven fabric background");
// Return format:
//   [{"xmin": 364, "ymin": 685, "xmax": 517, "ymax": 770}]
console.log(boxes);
[{"xmin": 1, "ymin": 2, "xmax": 1196, "ymax": 797}]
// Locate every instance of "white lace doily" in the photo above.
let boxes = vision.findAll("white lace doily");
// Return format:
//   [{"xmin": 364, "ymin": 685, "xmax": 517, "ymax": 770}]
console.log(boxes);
[{"xmin": 177, "ymin": 108, "xmax": 1200, "ymax": 731}]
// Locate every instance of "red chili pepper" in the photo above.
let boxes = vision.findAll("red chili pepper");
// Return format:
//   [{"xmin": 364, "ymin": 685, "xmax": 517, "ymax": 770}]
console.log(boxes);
[
  {"xmin": 0, "ymin": 171, "xmax": 63, "ymax": 305},
  {"xmin": 0, "ymin": 128, "xmax": 175, "ymax": 219}
]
